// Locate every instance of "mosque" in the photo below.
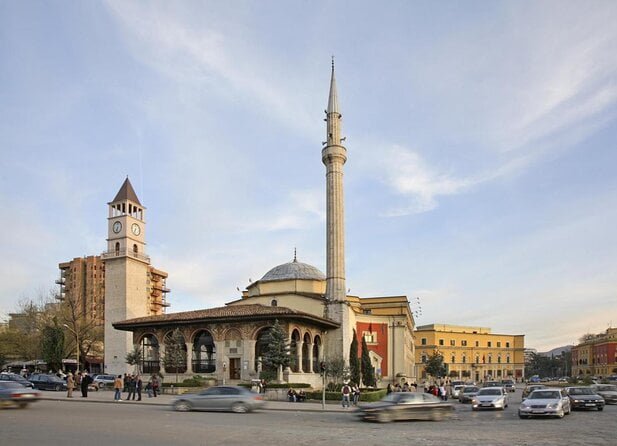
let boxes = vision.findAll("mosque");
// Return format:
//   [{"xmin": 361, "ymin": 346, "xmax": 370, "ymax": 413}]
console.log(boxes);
[{"xmin": 109, "ymin": 65, "xmax": 417, "ymax": 388}]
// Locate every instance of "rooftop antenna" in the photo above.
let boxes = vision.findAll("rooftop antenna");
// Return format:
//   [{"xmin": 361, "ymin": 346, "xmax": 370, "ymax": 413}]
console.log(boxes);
[{"xmin": 293, "ymin": 247, "xmax": 297, "ymax": 262}]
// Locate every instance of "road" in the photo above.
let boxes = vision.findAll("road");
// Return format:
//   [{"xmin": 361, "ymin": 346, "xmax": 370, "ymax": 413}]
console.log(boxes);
[{"xmin": 2, "ymin": 393, "xmax": 615, "ymax": 446}]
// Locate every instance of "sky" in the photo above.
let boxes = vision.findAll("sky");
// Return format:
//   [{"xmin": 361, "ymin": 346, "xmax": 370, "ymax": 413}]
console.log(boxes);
[{"xmin": 1, "ymin": 1, "xmax": 616, "ymax": 352}]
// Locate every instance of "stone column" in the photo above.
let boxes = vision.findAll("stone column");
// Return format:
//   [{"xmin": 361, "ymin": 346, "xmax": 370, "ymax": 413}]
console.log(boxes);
[{"xmin": 298, "ymin": 341, "xmax": 304, "ymax": 373}]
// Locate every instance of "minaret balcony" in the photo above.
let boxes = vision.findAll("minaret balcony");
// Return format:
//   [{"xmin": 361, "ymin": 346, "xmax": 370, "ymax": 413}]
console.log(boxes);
[{"xmin": 102, "ymin": 248, "xmax": 150, "ymax": 263}]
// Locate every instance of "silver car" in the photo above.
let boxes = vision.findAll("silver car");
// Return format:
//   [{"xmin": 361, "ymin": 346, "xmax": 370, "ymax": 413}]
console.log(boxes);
[
  {"xmin": 472, "ymin": 387, "xmax": 508, "ymax": 410},
  {"xmin": 518, "ymin": 388, "xmax": 571, "ymax": 418},
  {"xmin": 591, "ymin": 384, "xmax": 617, "ymax": 405},
  {"xmin": 172, "ymin": 386, "xmax": 265, "ymax": 413}
]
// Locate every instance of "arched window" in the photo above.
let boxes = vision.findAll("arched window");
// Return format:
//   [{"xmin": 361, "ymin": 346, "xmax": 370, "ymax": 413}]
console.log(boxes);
[
  {"xmin": 192, "ymin": 330, "xmax": 216, "ymax": 373},
  {"xmin": 133, "ymin": 244, "xmax": 138, "ymax": 254},
  {"xmin": 290, "ymin": 329, "xmax": 301, "ymax": 372},
  {"xmin": 163, "ymin": 330, "xmax": 187, "ymax": 374},
  {"xmin": 140, "ymin": 334, "xmax": 160, "ymax": 374},
  {"xmin": 271, "ymin": 299, "xmax": 277, "ymax": 307},
  {"xmin": 302, "ymin": 333, "xmax": 311, "ymax": 373},
  {"xmin": 312, "ymin": 336, "xmax": 321, "ymax": 373}
]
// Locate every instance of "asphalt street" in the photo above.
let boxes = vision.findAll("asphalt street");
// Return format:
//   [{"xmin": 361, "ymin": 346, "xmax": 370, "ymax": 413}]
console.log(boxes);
[{"xmin": 2, "ymin": 390, "xmax": 616, "ymax": 446}]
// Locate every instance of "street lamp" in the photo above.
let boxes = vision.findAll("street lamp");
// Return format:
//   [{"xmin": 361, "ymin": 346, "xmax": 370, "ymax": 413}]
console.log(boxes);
[
  {"xmin": 222, "ymin": 361, "xmax": 227, "ymax": 385},
  {"xmin": 63, "ymin": 324, "xmax": 79, "ymax": 371}
]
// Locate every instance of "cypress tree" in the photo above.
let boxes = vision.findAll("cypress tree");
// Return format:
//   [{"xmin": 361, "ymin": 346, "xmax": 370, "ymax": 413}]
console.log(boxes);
[
  {"xmin": 349, "ymin": 330, "xmax": 361, "ymax": 386},
  {"xmin": 360, "ymin": 335, "xmax": 376, "ymax": 387}
]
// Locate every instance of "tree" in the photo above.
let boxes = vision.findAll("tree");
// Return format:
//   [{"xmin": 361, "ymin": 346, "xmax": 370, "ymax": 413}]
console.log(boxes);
[
  {"xmin": 162, "ymin": 328, "xmax": 187, "ymax": 383},
  {"xmin": 125, "ymin": 346, "xmax": 143, "ymax": 374},
  {"xmin": 349, "ymin": 330, "xmax": 361, "ymax": 386},
  {"xmin": 260, "ymin": 320, "xmax": 290, "ymax": 379},
  {"xmin": 425, "ymin": 351, "xmax": 446, "ymax": 379},
  {"xmin": 360, "ymin": 336, "xmax": 376, "ymax": 387},
  {"xmin": 41, "ymin": 318, "xmax": 65, "ymax": 372},
  {"xmin": 324, "ymin": 356, "xmax": 347, "ymax": 390}
]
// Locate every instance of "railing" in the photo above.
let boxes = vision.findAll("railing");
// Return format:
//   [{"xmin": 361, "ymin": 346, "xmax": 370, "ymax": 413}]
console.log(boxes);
[
  {"xmin": 102, "ymin": 249, "xmax": 150, "ymax": 263},
  {"xmin": 141, "ymin": 360, "xmax": 160, "ymax": 374},
  {"xmin": 192, "ymin": 359, "xmax": 216, "ymax": 373}
]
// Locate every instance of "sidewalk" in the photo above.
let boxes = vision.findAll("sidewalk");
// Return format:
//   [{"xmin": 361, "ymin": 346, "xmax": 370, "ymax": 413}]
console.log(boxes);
[{"xmin": 41, "ymin": 390, "xmax": 353, "ymax": 413}]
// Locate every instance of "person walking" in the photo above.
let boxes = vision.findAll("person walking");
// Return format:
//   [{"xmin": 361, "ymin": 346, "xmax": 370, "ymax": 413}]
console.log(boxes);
[
  {"xmin": 66, "ymin": 372, "xmax": 74, "ymax": 398},
  {"xmin": 341, "ymin": 383, "xmax": 351, "ymax": 408},
  {"xmin": 113, "ymin": 375, "xmax": 123, "ymax": 401},
  {"xmin": 352, "ymin": 384, "xmax": 361, "ymax": 406},
  {"xmin": 135, "ymin": 375, "xmax": 143, "ymax": 401},
  {"xmin": 151, "ymin": 374, "xmax": 159, "ymax": 397}
]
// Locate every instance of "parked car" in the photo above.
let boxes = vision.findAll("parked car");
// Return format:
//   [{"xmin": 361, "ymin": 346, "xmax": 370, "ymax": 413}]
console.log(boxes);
[
  {"xmin": 472, "ymin": 387, "xmax": 508, "ymax": 411},
  {"xmin": 452, "ymin": 384, "xmax": 465, "ymax": 399},
  {"xmin": 92, "ymin": 374, "xmax": 116, "ymax": 389},
  {"xmin": 356, "ymin": 391, "xmax": 453, "ymax": 422},
  {"xmin": 565, "ymin": 387, "xmax": 605, "ymax": 411},
  {"xmin": 0, "ymin": 381, "xmax": 41, "ymax": 409},
  {"xmin": 0, "ymin": 373, "xmax": 34, "ymax": 388},
  {"xmin": 28, "ymin": 374, "xmax": 67, "ymax": 391},
  {"xmin": 459, "ymin": 385, "xmax": 480, "ymax": 403},
  {"xmin": 590, "ymin": 384, "xmax": 617, "ymax": 405},
  {"xmin": 501, "ymin": 379, "xmax": 516, "ymax": 392},
  {"xmin": 522, "ymin": 384, "xmax": 547, "ymax": 399},
  {"xmin": 172, "ymin": 386, "xmax": 265, "ymax": 413},
  {"xmin": 518, "ymin": 388, "xmax": 571, "ymax": 419}
]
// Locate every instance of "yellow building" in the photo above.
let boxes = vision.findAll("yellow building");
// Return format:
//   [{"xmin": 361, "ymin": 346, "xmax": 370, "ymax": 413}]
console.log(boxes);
[{"xmin": 415, "ymin": 324, "xmax": 525, "ymax": 382}]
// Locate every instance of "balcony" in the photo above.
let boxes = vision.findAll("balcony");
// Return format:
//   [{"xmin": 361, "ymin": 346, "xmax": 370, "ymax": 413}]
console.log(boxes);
[{"xmin": 102, "ymin": 249, "xmax": 150, "ymax": 263}]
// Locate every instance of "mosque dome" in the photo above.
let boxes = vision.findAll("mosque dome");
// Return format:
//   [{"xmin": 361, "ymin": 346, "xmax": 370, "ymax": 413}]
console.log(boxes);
[{"xmin": 260, "ymin": 258, "xmax": 326, "ymax": 283}]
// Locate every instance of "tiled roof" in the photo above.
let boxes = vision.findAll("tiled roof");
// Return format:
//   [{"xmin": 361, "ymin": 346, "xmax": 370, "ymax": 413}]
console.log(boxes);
[
  {"xmin": 113, "ymin": 304, "xmax": 339, "ymax": 330},
  {"xmin": 112, "ymin": 177, "xmax": 142, "ymax": 205}
]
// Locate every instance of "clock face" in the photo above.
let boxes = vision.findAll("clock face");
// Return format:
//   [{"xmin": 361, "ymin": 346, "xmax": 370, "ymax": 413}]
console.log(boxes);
[
  {"xmin": 112, "ymin": 221, "xmax": 122, "ymax": 233},
  {"xmin": 131, "ymin": 223, "xmax": 141, "ymax": 236}
]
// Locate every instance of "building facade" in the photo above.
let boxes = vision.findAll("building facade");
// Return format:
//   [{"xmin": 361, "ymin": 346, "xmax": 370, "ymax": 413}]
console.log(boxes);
[
  {"xmin": 113, "ymin": 65, "xmax": 417, "ymax": 388},
  {"xmin": 571, "ymin": 328, "xmax": 617, "ymax": 377},
  {"xmin": 415, "ymin": 324, "xmax": 525, "ymax": 382}
]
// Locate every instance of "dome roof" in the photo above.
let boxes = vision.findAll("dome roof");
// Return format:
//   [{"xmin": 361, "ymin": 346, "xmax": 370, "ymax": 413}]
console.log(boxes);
[{"xmin": 260, "ymin": 259, "xmax": 326, "ymax": 283}]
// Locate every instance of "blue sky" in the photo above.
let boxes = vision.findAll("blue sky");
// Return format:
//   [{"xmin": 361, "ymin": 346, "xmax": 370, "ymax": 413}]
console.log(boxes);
[{"xmin": 1, "ymin": 1, "xmax": 616, "ymax": 351}]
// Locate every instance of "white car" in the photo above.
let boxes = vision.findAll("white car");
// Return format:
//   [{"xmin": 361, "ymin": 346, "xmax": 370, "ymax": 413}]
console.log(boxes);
[
  {"xmin": 471, "ymin": 387, "xmax": 508, "ymax": 411},
  {"xmin": 519, "ymin": 388, "xmax": 571, "ymax": 418},
  {"xmin": 452, "ymin": 385, "xmax": 465, "ymax": 399},
  {"xmin": 92, "ymin": 374, "xmax": 116, "ymax": 389}
]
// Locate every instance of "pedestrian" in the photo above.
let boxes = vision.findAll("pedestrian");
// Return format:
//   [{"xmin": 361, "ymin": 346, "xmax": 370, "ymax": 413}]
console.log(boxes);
[
  {"xmin": 66, "ymin": 372, "xmax": 74, "ymax": 398},
  {"xmin": 123, "ymin": 373, "xmax": 129, "ymax": 393},
  {"xmin": 135, "ymin": 375, "xmax": 142, "ymax": 401},
  {"xmin": 127, "ymin": 375, "xmax": 136, "ymax": 400},
  {"xmin": 352, "ymin": 384, "xmax": 361, "ymax": 406},
  {"xmin": 76, "ymin": 372, "xmax": 82, "ymax": 392},
  {"xmin": 259, "ymin": 378, "xmax": 266, "ymax": 394},
  {"xmin": 151, "ymin": 374, "xmax": 159, "ymax": 397},
  {"xmin": 341, "ymin": 383, "xmax": 351, "ymax": 408},
  {"xmin": 145, "ymin": 381, "xmax": 153, "ymax": 398},
  {"xmin": 439, "ymin": 384, "xmax": 447, "ymax": 401},
  {"xmin": 114, "ymin": 375, "xmax": 123, "ymax": 401},
  {"xmin": 81, "ymin": 371, "xmax": 92, "ymax": 397},
  {"xmin": 387, "ymin": 383, "xmax": 393, "ymax": 394}
]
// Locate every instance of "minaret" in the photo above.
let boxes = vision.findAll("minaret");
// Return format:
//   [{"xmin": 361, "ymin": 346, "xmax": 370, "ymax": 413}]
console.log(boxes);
[
  {"xmin": 322, "ymin": 60, "xmax": 351, "ymax": 361},
  {"xmin": 103, "ymin": 177, "xmax": 151, "ymax": 374}
]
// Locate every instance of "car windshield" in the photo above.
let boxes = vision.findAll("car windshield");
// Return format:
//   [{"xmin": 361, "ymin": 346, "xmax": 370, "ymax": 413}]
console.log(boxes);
[
  {"xmin": 529, "ymin": 391, "xmax": 560, "ymax": 399},
  {"xmin": 478, "ymin": 388, "xmax": 502, "ymax": 396},
  {"xmin": 569, "ymin": 388, "xmax": 594, "ymax": 395},
  {"xmin": 463, "ymin": 387, "xmax": 479, "ymax": 393}
]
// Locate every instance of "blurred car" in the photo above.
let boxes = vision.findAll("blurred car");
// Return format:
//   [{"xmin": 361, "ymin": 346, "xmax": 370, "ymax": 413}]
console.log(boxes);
[
  {"xmin": 501, "ymin": 379, "xmax": 516, "ymax": 392},
  {"xmin": 472, "ymin": 387, "xmax": 508, "ymax": 410},
  {"xmin": 172, "ymin": 386, "xmax": 265, "ymax": 413},
  {"xmin": 459, "ymin": 385, "xmax": 480, "ymax": 403},
  {"xmin": 0, "ymin": 381, "xmax": 41, "ymax": 409},
  {"xmin": 28, "ymin": 374, "xmax": 67, "ymax": 391},
  {"xmin": 522, "ymin": 384, "xmax": 547, "ymax": 399},
  {"xmin": 518, "ymin": 388, "xmax": 571, "ymax": 419},
  {"xmin": 565, "ymin": 387, "xmax": 605, "ymax": 411},
  {"xmin": 591, "ymin": 384, "xmax": 617, "ymax": 405},
  {"xmin": 452, "ymin": 384, "xmax": 465, "ymax": 399},
  {"xmin": 356, "ymin": 391, "xmax": 453, "ymax": 422},
  {"xmin": 0, "ymin": 373, "xmax": 34, "ymax": 389},
  {"xmin": 92, "ymin": 374, "xmax": 116, "ymax": 389}
]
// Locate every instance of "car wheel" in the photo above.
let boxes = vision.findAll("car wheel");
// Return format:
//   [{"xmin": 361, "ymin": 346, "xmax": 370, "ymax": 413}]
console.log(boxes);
[
  {"xmin": 231, "ymin": 402, "xmax": 249, "ymax": 414},
  {"xmin": 173, "ymin": 400, "xmax": 192, "ymax": 412},
  {"xmin": 556, "ymin": 410, "xmax": 564, "ymax": 418},
  {"xmin": 597, "ymin": 407, "xmax": 603, "ymax": 411},
  {"xmin": 55, "ymin": 385, "xmax": 62, "ymax": 392}
]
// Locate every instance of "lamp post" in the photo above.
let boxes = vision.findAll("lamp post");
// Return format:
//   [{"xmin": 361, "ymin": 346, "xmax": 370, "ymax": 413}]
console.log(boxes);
[
  {"xmin": 63, "ymin": 324, "xmax": 79, "ymax": 371},
  {"xmin": 222, "ymin": 362, "xmax": 227, "ymax": 385}
]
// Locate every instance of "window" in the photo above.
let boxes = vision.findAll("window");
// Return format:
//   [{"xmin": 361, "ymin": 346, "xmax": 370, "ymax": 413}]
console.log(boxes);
[
  {"xmin": 487, "ymin": 341, "xmax": 492, "ymax": 347},
  {"xmin": 461, "ymin": 340, "xmax": 467, "ymax": 346},
  {"xmin": 506, "ymin": 342, "xmax": 510, "ymax": 348},
  {"xmin": 421, "ymin": 355, "xmax": 427, "ymax": 363},
  {"xmin": 462, "ymin": 356, "xmax": 467, "ymax": 364},
  {"xmin": 497, "ymin": 356, "xmax": 502, "ymax": 363},
  {"xmin": 271, "ymin": 299, "xmax": 277, "ymax": 307},
  {"xmin": 506, "ymin": 356, "xmax": 510, "ymax": 364},
  {"xmin": 439, "ymin": 339, "xmax": 444, "ymax": 346},
  {"xmin": 363, "ymin": 309, "xmax": 372, "ymax": 314},
  {"xmin": 421, "ymin": 338, "xmax": 427, "ymax": 345},
  {"xmin": 497, "ymin": 341, "xmax": 501, "ymax": 348},
  {"xmin": 363, "ymin": 332, "xmax": 377, "ymax": 343},
  {"xmin": 451, "ymin": 355, "xmax": 455, "ymax": 363},
  {"xmin": 450, "ymin": 340, "xmax": 455, "ymax": 346},
  {"xmin": 488, "ymin": 355, "xmax": 492, "ymax": 364},
  {"xmin": 475, "ymin": 341, "xmax": 479, "ymax": 347}
]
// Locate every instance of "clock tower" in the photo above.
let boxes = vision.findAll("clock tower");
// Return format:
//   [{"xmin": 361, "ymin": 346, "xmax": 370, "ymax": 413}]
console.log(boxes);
[{"xmin": 103, "ymin": 177, "xmax": 150, "ymax": 374}]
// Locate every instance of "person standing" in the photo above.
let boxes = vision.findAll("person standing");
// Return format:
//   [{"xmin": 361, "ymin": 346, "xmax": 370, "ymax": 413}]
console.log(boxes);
[
  {"xmin": 81, "ymin": 371, "xmax": 92, "ymax": 397},
  {"xmin": 114, "ymin": 375, "xmax": 123, "ymax": 401},
  {"xmin": 135, "ymin": 375, "xmax": 143, "ymax": 401},
  {"xmin": 341, "ymin": 383, "xmax": 351, "ymax": 408},
  {"xmin": 126, "ymin": 375, "xmax": 136, "ymax": 401},
  {"xmin": 352, "ymin": 384, "xmax": 361, "ymax": 406},
  {"xmin": 66, "ymin": 372, "xmax": 74, "ymax": 398},
  {"xmin": 151, "ymin": 374, "xmax": 159, "ymax": 397}
]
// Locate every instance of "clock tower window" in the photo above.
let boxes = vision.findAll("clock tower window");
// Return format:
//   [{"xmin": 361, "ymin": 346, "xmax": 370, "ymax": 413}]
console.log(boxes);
[
  {"xmin": 115, "ymin": 242, "xmax": 120, "ymax": 256},
  {"xmin": 133, "ymin": 244, "xmax": 138, "ymax": 254}
]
